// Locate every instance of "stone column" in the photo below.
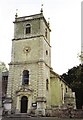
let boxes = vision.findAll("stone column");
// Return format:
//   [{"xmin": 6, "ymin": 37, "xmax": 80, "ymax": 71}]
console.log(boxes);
[{"xmin": 36, "ymin": 62, "xmax": 46, "ymax": 116}]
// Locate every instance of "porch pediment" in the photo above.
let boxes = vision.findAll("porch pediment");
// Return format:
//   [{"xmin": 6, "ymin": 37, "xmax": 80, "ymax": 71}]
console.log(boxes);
[{"xmin": 16, "ymin": 85, "xmax": 33, "ymax": 96}]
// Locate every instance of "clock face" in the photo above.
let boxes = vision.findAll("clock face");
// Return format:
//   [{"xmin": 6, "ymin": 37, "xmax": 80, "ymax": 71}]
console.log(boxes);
[{"xmin": 23, "ymin": 46, "xmax": 31, "ymax": 53}]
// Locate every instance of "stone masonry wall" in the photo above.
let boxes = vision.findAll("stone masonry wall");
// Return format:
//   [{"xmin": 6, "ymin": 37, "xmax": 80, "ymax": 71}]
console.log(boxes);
[{"xmin": 45, "ymin": 109, "xmax": 83, "ymax": 118}]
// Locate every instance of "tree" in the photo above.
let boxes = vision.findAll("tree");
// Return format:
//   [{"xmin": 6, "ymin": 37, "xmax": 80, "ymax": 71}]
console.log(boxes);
[
  {"xmin": 0, "ymin": 62, "xmax": 8, "ymax": 72},
  {"xmin": 61, "ymin": 64, "xmax": 83, "ymax": 109}
]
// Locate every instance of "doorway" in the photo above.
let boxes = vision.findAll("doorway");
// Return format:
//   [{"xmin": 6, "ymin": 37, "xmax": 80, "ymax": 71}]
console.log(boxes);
[{"xmin": 20, "ymin": 96, "xmax": 28, "ymax": 113}]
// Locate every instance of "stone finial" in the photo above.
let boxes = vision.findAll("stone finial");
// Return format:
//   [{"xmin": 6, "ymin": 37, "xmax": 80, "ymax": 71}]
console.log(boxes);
[
  {"xmin": 48, "ymin": 18, "xmax": 50, "ymax": 27},
  {"xmin": 40, "ymin": 4, "xmax": 43, "ymax": 14},
  {"xmin": 15, "ymin": 9, "xmax": 18, "ymax": 19}
]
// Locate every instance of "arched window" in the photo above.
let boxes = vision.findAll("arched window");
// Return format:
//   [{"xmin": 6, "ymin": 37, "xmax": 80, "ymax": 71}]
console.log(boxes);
[
  {"xmin": 46, "ymin": 79, "xmax": 49, "ymax": 91},
  {"xmin": 25, "ymin": 24, "xmax": 31, "ymax": 34},
  {"xmin": 46, "ymin": 50, "xmax": 48, "ymax": 55},
  {"xmin": 45, "ymin": 28, "xmax": 47, "ymax": 38},
  {"xmin": 22, "ymin": 70, "xmax": 29, "ymax": 85},
  {"xmin": 66, "ymin": 87, "xmax": 68, "ymax": 93}
]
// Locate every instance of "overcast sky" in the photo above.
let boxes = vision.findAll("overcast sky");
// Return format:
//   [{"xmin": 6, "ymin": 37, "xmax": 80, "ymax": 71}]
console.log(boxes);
[{"xmin": 0, "ymin": 0, "xmax": 82, "ymax": 74}]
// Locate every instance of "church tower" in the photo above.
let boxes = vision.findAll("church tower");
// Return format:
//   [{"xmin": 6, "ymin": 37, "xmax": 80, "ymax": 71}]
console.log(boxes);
[{"xmin": 6, "ymin": 11, "xmax": 51, "ymax": 114}]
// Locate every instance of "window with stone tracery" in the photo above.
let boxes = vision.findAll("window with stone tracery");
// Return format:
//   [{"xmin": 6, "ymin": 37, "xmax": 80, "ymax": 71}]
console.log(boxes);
[{"xmin": 22, "ymin": 70, "xmax": 29, "ymax": 85}]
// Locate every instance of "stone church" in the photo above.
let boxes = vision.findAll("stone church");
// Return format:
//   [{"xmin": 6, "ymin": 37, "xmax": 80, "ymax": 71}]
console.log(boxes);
[{"xmin": 4, "ymin": 10, "xmax": 75, "ymax": 115}]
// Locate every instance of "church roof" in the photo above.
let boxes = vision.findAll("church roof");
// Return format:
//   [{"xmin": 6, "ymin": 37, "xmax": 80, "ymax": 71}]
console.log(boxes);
[{"xmin": 50, "ymin": 69, "xmax": 71, "ymax": 88}]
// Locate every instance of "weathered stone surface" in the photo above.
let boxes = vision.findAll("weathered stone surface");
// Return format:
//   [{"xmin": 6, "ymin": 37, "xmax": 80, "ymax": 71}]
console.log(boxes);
[
  {"xmin": 2, "ymin": 116, "xmax": 83, "ymax": 120},
  {"xmin": 5, "ymin": 12, "xmax": 75, "ymax": 115}
]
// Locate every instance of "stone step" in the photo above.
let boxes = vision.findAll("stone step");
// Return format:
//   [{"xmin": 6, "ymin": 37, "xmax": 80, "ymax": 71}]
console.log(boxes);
[
  {"xmin": 3, "ymin": 113, "xmax": 31, "ymax": 118},
  {"xmin": 2, "ymin": 117, "xmax": 83, "ymax": 120},
  {"xmin": 2, "ymin": 113, "xmax": 37, "ymax": 120}
]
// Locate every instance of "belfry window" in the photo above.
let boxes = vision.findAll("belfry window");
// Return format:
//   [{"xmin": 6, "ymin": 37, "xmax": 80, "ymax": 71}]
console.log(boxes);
[
  {"xmin": 25, "ymin": 24, "xmax": 31, "ymax": 34},
  {"xmin": 22, "ymin": 70, "xmax": 29, "ymax": 85},
  {"xmin": 45, "ymin": 28, "xmax": 47, "ymax": 38}
]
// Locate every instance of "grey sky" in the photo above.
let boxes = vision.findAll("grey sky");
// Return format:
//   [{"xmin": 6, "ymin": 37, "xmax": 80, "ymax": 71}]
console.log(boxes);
[{"xmin": 0, "ymin": 0, "xmax": 82, "ymax": 74}]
